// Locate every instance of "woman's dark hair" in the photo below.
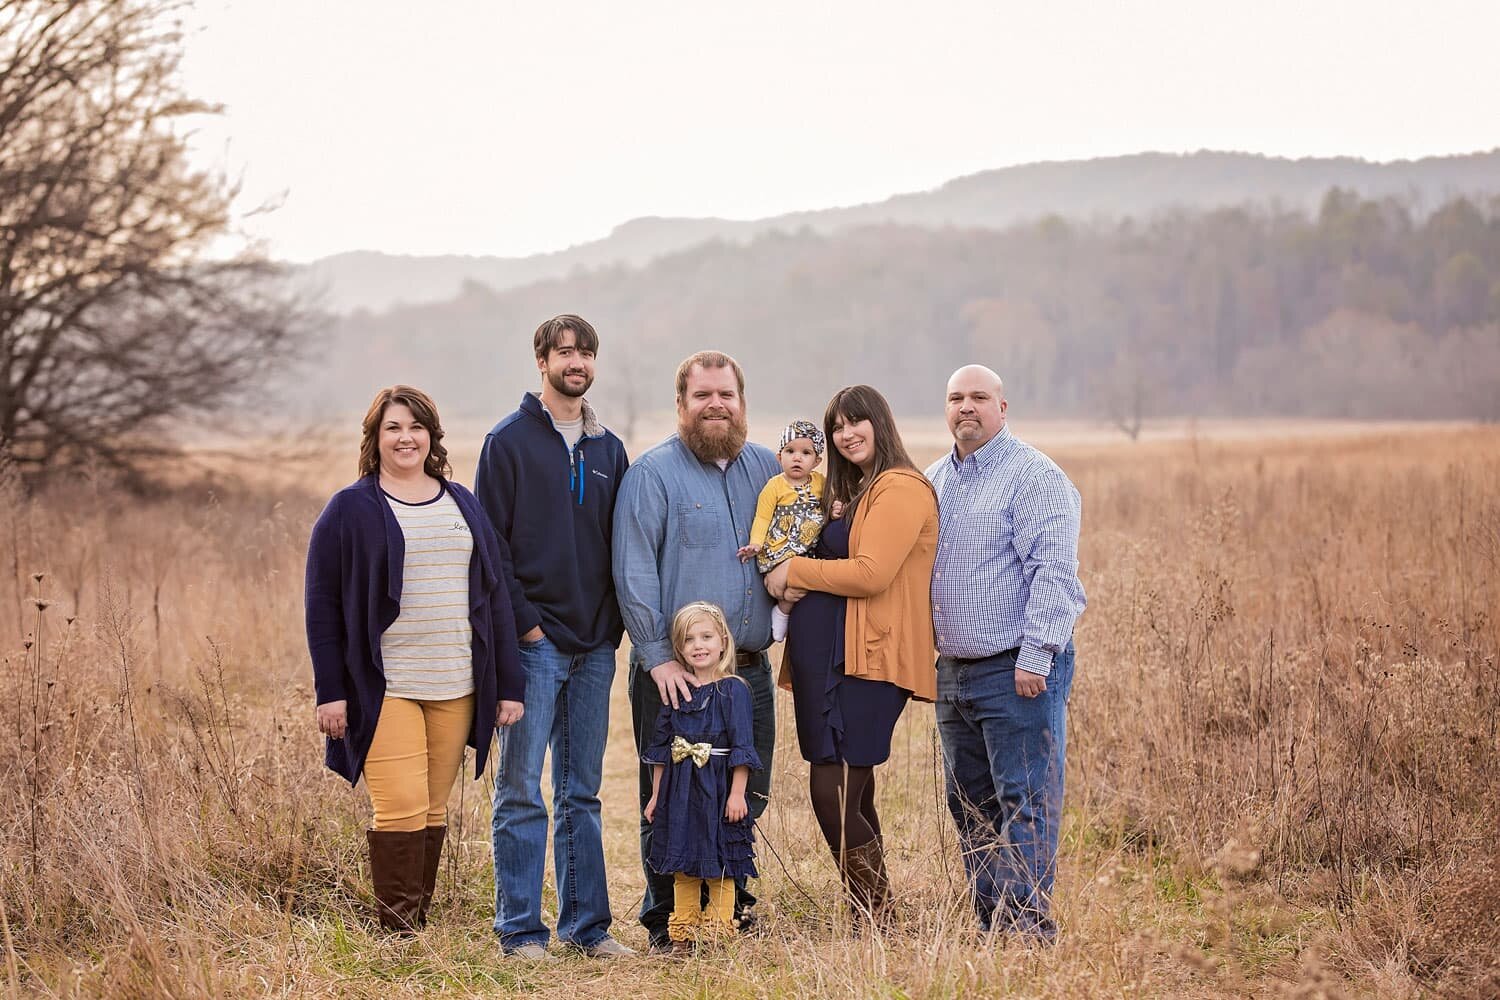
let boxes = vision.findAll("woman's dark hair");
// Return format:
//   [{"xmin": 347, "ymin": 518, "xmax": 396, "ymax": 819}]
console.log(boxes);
[
  {"xmin": 358, "ymin": 385, "xmax": 451, "ymax": 479},
  {"xmin": 821, "ymin": 384, "xmax": 916, "ymax": 516}
]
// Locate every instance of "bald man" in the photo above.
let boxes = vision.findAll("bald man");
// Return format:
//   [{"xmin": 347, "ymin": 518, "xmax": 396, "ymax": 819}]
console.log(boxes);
[{"xmin": 925, "ymin": 365, "xmax": 1087, "ymax": 940}]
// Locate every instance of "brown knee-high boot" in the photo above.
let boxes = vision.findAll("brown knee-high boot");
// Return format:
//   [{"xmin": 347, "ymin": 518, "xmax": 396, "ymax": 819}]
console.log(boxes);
[
  {"xmin": 368, "ymin": 829, "xmax": 426, "ymax": 933},
  {"xmin": 418, "ymin": 825, "xmax": 446, "ymax": 927},
  {"xmin": 833, "ymin": 838, "xmax": 891, "ymax": 926}
]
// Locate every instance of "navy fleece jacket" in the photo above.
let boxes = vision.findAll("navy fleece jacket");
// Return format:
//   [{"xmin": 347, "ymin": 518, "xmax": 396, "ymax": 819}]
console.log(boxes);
[{"xmin": 475, "ymin": 393, "xmax": 630, "ymax": 654}]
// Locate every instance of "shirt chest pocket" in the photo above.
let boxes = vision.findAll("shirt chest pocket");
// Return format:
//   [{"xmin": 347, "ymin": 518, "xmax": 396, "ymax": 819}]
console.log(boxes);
[{"xmin": 675, "ymin": 503, "xmax": 720, "ymax": 549}]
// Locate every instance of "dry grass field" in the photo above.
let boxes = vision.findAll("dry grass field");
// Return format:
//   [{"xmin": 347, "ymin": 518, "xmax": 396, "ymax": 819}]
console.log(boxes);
[{"xmin": 3, "ymin": 422, "xmax": 1497, "ymax": 998}]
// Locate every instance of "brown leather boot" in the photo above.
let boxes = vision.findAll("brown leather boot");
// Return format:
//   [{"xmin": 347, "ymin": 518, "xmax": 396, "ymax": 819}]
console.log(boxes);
[
  {"xmin": 368, "ymin": 829, "xmax": 426, "ymax": 933},
  {"xmin": 418, "ymin": 825, "xmax": 446, "ymax": 927},
  {"xmin": 834, "ymin": 838, "xmax": 891, "ymax": 927}
]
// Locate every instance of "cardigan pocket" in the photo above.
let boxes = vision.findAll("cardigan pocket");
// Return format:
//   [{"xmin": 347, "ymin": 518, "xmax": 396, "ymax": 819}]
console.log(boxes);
[{"xmin": 862, "ymin": 615, "xmax": 895, "ymax": 677}]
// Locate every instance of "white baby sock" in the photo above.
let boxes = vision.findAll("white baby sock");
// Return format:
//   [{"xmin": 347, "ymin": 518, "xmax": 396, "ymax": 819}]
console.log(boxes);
[{"xmin": 771, "ymin": 605, "xmax": 789, "ymax": 643}]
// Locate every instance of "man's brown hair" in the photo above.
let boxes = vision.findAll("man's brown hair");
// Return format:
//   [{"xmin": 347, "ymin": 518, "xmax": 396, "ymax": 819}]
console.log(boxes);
[
  {"xmin": 674, "ymin": 350, "xmax": 745, "ymax": 403},
  {"xmin": 533, "ymin": 314, "xmax": 599, "ymax": 360}
]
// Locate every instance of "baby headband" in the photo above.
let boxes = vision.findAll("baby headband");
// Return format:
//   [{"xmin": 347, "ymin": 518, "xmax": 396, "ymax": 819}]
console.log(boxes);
[{"xmin": 780, "ymin": 420, "xmax": 825, "ymax": 456}]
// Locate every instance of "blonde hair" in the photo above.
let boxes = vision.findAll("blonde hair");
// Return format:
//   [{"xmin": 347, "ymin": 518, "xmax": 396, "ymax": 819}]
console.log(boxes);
[{"xmin": 670, "ymin": 601, "xmax": 738, "ymax": 682}]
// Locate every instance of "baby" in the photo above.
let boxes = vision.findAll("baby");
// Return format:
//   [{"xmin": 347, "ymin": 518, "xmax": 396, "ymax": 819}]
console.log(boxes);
[{"xmin": 738, "ymin": 420, "xmax": 830, "ymax": 642}]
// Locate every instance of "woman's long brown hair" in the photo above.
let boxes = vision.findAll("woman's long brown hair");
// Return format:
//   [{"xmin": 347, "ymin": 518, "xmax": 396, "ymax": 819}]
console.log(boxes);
[
  {"xmin": 358, "ymin": 385, "xmax": 452, "ymax": 479},
  {"xmin": 821, "ymin": 384, "xmax": 917, "ymax": 517}
]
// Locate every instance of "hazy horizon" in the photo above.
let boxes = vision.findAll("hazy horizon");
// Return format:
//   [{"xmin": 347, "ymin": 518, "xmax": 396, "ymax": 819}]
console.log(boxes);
[
  {"xmin": 296, "ymin": 147, "xmax": 1500, "ymax": 264},
  {"xmin": 179, "ymin": 0, "xmax": 1500, "ymax": 262}
]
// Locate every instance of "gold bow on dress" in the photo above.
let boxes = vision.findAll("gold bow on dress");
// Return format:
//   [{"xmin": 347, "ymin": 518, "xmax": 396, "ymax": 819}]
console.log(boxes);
[{"xmin": 670, "ymin": 735, "xmax": 712, "ymax": 767}]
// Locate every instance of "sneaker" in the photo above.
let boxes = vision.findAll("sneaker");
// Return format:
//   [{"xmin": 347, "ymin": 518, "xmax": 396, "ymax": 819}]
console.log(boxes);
[
  {"xmin": 582, "ymin": 937, "xmax": 636, "ymax": 959},
  {"xmin": 734, "ymin": 909, "xmax": 765, "ymax": 936},
  {"xmin": 506, "ymin": 943, "xmax": 558, "ymax": 962}
]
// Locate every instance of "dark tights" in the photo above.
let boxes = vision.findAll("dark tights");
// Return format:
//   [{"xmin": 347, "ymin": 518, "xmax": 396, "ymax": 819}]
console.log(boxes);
[{"xmin": 808, "ymin": 763, "xmax": 881, "ymax": 852}]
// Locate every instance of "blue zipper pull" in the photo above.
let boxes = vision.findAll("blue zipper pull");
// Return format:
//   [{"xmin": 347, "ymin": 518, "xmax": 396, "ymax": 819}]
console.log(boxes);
[{"xmin": 577, "ymin": 454, "xmax": 586, "ymax": 505}]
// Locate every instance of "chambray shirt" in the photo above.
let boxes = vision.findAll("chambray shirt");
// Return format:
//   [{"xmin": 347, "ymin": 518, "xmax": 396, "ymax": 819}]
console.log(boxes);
[
  {"xmin": 926, "ymin": 425, "xmax": 1087, "ymax": 677},
  {"xmin": 613, "ymin": 435, "xmax": 780, "ymax": 670}
]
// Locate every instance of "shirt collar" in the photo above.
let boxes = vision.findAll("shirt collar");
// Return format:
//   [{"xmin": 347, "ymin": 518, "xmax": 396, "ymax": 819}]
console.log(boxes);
[{"xmin": 948, "ymin": 424, "xmax": 1014, "ymax": 471}]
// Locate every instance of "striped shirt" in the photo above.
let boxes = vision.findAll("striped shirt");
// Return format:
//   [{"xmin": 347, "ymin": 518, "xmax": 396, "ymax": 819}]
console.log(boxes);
[
  {"xmin": 381, "ymin": 487, "xmax": 476, "ymax": 700},
  {"xmin": 925, "ymin": 425, "xmax": 1087, "ymax": 677}
]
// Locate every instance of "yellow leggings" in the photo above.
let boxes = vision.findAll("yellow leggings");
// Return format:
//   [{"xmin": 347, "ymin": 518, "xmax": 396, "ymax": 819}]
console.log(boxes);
[
  {"xmin": 364, "ymin": 694, "xmax": 475, "ymax": 832},
  {"xmin": 668, "ymin": 873, "xmax": 734, "ymax": 942}
]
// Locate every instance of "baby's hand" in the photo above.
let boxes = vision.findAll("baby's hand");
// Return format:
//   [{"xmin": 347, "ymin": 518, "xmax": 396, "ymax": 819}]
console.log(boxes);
[
  {"xmin": 736, "ymin": 544, "xmax": 763, "ymax": 563},
  {"xmin": 830, "ymin": 501, "xmax": 845, "ymax": 519},
  {"xmin": 724, "ymin": 792, "xmax": 748, "ymax": 823}
]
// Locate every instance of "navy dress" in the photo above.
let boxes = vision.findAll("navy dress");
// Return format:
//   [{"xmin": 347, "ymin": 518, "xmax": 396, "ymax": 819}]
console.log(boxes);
[
  {"xmin": 643, "ymin": 677, "xmax": 762, "ymax": 879},
  {"xmin": 785, "ymin": 515, "xmax": 911, "ymax": 765}
]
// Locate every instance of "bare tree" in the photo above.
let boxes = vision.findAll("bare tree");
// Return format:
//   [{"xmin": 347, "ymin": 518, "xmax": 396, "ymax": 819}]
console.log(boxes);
[
  {"xmin": 1097, "ymin": 356, "xmax": 1149, "ymax": 440},
  {"xmin": 0, "ymin": 0, "xmax": 309, "ymax": 476}
]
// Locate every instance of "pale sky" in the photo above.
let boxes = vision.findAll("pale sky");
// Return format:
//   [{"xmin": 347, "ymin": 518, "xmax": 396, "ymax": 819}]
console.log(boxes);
[{"xmin": 178, "ymin": 0, "xmax": 1500, "ymax": 263}]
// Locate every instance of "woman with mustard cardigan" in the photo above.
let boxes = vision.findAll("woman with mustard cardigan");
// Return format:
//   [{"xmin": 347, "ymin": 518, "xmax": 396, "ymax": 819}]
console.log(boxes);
[{"xmin": 764, "ymin": 385, "xmax": 938, "ymax": 924}]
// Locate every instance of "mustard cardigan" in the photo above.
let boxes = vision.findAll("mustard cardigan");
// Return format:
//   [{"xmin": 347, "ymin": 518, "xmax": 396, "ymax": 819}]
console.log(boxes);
[{"xmin": 782, "ymin": 467, "xmax": 940, "ymax": 702}]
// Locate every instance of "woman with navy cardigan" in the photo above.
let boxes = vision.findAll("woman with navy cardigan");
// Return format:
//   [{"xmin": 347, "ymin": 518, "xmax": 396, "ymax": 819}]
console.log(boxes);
[{"xmin": 306, "ymin": 385, "xmax": 526, "ymax": 932}]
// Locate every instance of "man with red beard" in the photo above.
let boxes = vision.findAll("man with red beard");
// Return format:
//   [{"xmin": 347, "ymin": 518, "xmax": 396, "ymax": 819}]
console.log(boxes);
[{"xmin": 613, "ymin": 350, "xmax": 779, "ymax": 951}]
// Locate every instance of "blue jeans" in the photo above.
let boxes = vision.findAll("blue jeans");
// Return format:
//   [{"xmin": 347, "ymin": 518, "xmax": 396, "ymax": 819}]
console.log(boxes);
[
  {"xmin": 492, "ymin": 636, "xmax": 616, "ymax": 950},
  {"xmin": 936, "ymin": 642, "xmax": 1074, "ymax": 938},
  {"xmin": 629, "ymin": 648, "xmax": 775, "ymax": 948}
]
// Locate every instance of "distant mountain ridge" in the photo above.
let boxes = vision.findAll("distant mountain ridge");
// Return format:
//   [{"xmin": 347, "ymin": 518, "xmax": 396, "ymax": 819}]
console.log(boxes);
[{"xmin": 301, "ymin": 149, "xmax": 1500, "ymax": 313}]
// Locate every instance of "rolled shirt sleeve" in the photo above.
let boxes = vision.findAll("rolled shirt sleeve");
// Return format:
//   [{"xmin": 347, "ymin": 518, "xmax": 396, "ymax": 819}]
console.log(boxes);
[
  {"xmin": 1010, "ymin": 470, "xmax": 1086, "ymax": 677},
  {"xmin": 612, "ymin": 462, "xmax": 676, "ymax": 670}
]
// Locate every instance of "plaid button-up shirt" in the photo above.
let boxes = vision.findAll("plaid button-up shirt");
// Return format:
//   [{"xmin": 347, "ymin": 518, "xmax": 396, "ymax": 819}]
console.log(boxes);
[{"xmin": 925, "ymin": 425, "xmax": 1086, "ymax": 677}]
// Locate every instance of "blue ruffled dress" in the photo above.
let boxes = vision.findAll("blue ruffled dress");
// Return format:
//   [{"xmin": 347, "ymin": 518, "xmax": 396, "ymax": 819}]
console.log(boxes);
[{"xmin": 643, "ymin": 676, "xmax": 762, "ymax": 879}]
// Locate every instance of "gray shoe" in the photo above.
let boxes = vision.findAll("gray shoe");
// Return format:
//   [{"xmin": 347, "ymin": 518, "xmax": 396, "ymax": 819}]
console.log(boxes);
[
  {"xmin": 583, "ymin": 937, "xmax": 637, "ymax": 959},
  {"xmin": 506, "ymin": 943, "xmax": 558, "ymax": 962}
]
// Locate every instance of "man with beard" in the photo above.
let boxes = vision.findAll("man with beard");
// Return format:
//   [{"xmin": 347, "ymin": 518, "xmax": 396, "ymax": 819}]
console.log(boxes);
[
  {"xmin": 477, "ymin": 315, "xmax": 634, "ymax": 960},
  {"xmin": 613, "ymin": 350, "xmax": 779, "ymax": 951}
]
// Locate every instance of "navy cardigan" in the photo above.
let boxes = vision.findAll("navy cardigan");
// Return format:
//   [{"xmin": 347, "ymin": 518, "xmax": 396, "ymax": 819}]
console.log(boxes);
[{"xmin": 304, "ymin": 474, "xmax": 525, "ymax": 784}]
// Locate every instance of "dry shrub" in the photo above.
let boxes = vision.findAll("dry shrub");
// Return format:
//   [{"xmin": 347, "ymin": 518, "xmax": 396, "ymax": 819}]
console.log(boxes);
[{"xmin": 1410, "ymin": 834, "xmax": 1500, "ymax": 997}]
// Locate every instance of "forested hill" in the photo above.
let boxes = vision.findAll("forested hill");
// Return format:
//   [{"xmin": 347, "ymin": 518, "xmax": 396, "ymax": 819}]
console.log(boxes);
[
  {"xmin": 303, "ymin": 150, "xmax": 1500, "ymax": 313},
  {"xmin": 300, "ymin": 190, "xmax": 1500, "ymax": 426}
]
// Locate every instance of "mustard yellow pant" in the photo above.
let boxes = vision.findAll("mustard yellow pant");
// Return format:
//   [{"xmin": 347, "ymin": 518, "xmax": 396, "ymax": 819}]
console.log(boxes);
[
  {"xmin": 364, "ymin": 694, "xmax": 475, "ymax": 832},
  {"xmin": 668, "ymin": 873, "xmax": 734, "ymax": 942}
]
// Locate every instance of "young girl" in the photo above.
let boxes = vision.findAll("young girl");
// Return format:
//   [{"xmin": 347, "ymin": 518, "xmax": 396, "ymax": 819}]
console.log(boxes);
[
  {"xmin": 739, "ymin": 420, "xmax": 830, "ymax": 642},
  {"xmin": 642, "ymin": 602, "xmax": 762, "ymax": 951}
]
